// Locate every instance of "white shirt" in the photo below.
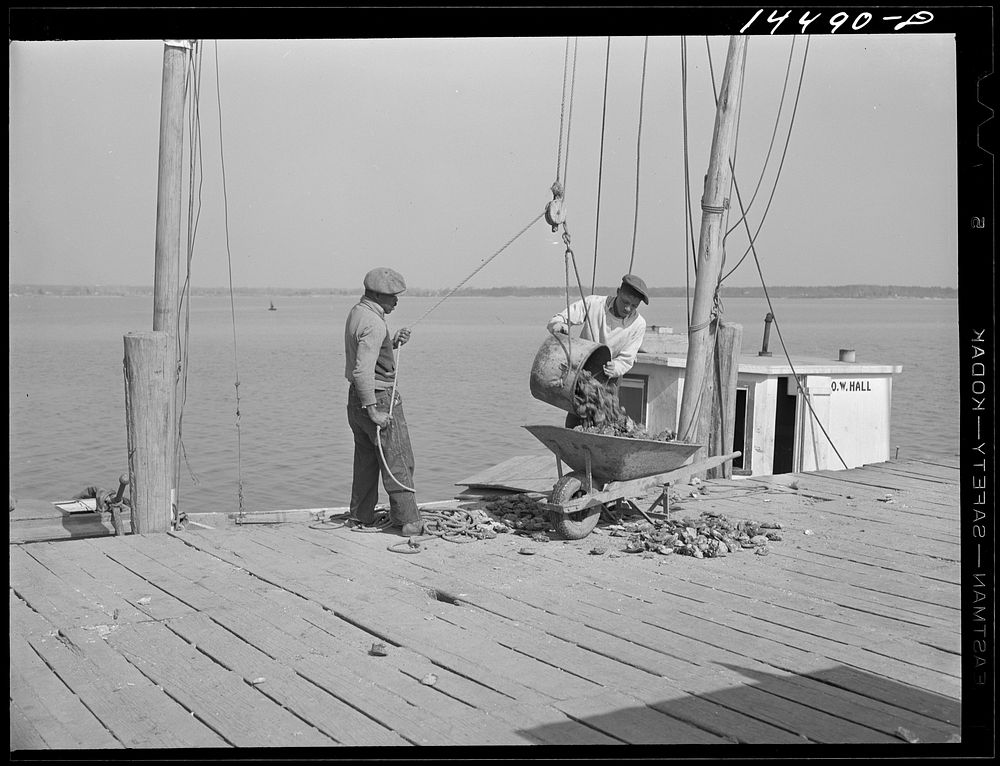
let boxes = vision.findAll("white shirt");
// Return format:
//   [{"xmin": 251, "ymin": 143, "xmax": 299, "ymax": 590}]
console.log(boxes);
[{"xmin": 547, "ymin": 294, "xmax": 646, "ymax": 377}]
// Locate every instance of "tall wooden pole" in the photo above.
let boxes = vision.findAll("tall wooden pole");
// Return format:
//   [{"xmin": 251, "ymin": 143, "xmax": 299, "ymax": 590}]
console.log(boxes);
[
  {"xmin": 677, "ymin": 36, "xmax": 747, "ymax": 445},
  {"xmin": 155, "ymin": 40, "xmax": 190, "ymax": 522},
  {"xmin": 124, "ymin": 332, "xmax": 173, "ymax": 533},
  {"xmin": 124, "ymin": 40, "xmax": 189, "ymax": 533}
]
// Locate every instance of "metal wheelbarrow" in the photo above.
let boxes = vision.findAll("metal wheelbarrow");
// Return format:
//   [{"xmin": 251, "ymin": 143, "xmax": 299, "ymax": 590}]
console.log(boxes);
[{"xmin": 523, "ymin": 424, "xmax": 741, "ymax": 540}]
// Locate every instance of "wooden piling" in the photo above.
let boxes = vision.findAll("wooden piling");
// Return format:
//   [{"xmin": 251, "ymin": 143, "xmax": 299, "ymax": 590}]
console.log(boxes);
[
  {"xmin": 708, "ymin": 322, "xmax": 743, "ymax": 479},
  {"xmin": 123, "ymin": 331, "xmax": 173, "ymax": 533},
  {"xmin": 677, "ymin": 35, "xmax": 747, "ymax": 443}
]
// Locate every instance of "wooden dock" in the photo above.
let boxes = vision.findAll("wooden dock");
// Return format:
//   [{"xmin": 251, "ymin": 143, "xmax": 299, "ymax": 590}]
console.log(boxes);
[{"xmin": 9, "ymin": 458, "xmax": 962, "ymax": 751}]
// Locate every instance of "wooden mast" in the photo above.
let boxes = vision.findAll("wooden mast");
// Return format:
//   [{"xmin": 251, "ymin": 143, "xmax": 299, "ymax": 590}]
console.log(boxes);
[
  {"xmin": 676, "ymin": 35, "xmax": 747, "ymax": 447},
  {"xmin": 123, "ymin": 40, "xmax": 190, "ymax": 533}
]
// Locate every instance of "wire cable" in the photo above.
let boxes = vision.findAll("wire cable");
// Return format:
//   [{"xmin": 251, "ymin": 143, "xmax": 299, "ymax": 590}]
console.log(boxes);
[
  {"xmin": 409, "ymin": 211, "xmax": 545, "ymax": 329},
  {"xmin": 725, "ymin": 36, "xmax": 797, "ymax": 237},
  {"xmin": 212, "ymin": 40, "xmax": 248, "ymax": 520},
  {"xmin": 628, "ymin": 36, "xmax": 649, "ymax": 274},
  {"xmin": 680, "ymin": 37, "xmax": 697, "ymax": 325},
  {"xmin": 591, "ymin": 36, "xmax": 611, "ymax": 294},
  {"xmin": 721, "ymin": 35, "xmax": 811, "ymax": 283}
]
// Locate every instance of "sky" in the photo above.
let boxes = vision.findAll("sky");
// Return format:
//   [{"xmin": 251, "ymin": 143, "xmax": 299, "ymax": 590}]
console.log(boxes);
[{"xmin": 9, "ymin": 33, "xmax": 959, "ymax": 291}]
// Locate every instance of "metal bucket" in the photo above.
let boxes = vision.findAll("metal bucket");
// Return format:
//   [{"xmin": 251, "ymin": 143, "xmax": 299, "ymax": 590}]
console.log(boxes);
[{"xmin": 529, "ymin": 334, "xmax": 612, "ymax": 414}]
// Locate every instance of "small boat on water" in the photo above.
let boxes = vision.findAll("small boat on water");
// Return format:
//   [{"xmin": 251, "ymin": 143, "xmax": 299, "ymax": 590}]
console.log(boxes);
[{"xmin": 268, "ymin": 301, "xmax": 277, "ymax": 311}]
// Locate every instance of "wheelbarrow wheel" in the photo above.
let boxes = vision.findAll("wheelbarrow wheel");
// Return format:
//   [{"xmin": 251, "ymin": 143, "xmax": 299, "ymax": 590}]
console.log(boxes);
[{"xmin": 549, "ymin": 474, "xmax": 602, "ymax": 540}]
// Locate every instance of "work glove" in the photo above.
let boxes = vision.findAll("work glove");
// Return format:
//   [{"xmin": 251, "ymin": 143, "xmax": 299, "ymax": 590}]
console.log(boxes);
[{"xmin": 603, "ymin": 362, "xmax": 618, "ymax": 378}]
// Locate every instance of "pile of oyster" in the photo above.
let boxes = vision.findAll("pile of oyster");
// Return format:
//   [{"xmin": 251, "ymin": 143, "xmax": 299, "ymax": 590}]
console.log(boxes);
[
  {"xmin": 479, "ymin": 493, "xmax": 551, "ymax": 533},
  {"xmin": 607, "ymin": 510, "xmax": 783, "ymax": 558},
  {"xmin": 571, "ymin": 370, "xmax": 677, "ymax": 441}
]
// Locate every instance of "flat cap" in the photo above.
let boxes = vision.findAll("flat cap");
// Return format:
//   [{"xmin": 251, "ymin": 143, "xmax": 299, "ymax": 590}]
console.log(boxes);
[
  {"xmin": 620, "ymin": 274, "xmax": 649, "ymax": 304},
  {"xmin": 363, "ymin": 267, "xmax": 407, "ymax": 295}
]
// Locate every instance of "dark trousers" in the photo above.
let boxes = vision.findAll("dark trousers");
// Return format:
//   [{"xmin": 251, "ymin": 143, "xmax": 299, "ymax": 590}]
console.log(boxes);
[{"xmin": 347, "ymin": 387, "xmax": 420, "ymax": 526}]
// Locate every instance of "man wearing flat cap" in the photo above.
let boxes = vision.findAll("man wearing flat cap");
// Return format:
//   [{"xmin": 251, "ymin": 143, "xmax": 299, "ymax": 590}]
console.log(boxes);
[
  {"xmin": 547, "ymin": 274, "xmax": 649, "ymax": 427},
  {"xmin": 344, "ymin": 267, "xmax": 422, "ymax": 535}
]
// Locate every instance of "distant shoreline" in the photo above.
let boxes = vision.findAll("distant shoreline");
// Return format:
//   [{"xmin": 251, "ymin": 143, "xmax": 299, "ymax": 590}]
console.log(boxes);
[{"xmin": 8, "ymin": 284, "xmax": 958, "ymax": 300}]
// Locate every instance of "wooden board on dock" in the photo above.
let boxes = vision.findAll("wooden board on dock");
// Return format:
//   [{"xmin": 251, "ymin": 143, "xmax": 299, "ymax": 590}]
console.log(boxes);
[
  {"xmin": 9, "ymin": 498, "xmax": 132, "ymax": 544},
  {"xmin": 456, "ymin": 453, "xmax": 559, "ymax": 493},
  {"xmin": 9, "ymin": 460, "xmax": 965, "ymax": 750}
]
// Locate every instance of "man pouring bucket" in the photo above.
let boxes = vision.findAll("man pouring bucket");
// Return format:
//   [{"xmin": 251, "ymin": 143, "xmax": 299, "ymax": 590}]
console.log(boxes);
[{"xmin": 546, "ymin": 274, "xmax": 649, "ymax": 428}]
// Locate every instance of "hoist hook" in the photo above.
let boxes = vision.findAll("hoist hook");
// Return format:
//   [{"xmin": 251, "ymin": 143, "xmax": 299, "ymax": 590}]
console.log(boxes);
[{"xmin": 545, "ymin": 180, "xmax": 566, "ymax": 232}]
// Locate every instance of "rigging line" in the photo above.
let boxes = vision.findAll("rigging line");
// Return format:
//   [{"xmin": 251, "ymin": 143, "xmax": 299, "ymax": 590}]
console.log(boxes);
[
  {"xmin": 591, "ymin": 36, "xmax": 611, "ymax": 295},
  {"xmin": 724, "ymin": 39, "xmax": 750, "ymax": 245},
  {"xmin": 555, "ymin": 37, "xmax": 570, "ymax": 185},
  {"xmin": 627, "ymin": 36, "xmax": 649, "ymax": 275},
  {"xmin": 561, "ymin": 37, "xmax": 579, "ymax": 195},
  {"xmin": 177, "ymin": 41, "xmax": 205, "ymax": 498},
  {"xmin": 720, "ymin": 35, "xmax": 810, "ymax": 283},
  {"xmin": 729, "ymin": 159, "xmax": 849, "ymax": 470},
  {"xmin": 702, "ymin": 37, "xmax": 748, "ymax": 276},
  {"xmin": 725, "ymin": 36, "xmax": 797, "ymax": 237},
  {"xmin": 212, "ymin": 40, "xmax": 247, "ymax": 519},
  {"xmin": 681, "ymin": 36, "xmax": 696, "ymax": 326},
  {"xmin": 410, "ymin": 211, "xmax": 545, "ymax": 329}
]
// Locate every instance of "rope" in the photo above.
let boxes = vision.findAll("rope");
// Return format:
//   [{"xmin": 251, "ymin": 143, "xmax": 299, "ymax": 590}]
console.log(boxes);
[
  {"xmin": 721, "ymin": 35, "xmax": 811, "ymax": 283},
  {"xmin": 727, "ymin": 142, "xmax": 848, "ymax": 470},
  {"xmin": 213, "ymin": 40, "xmax": 248, "ymax": 521},
  {"xmin": 680, "ymin": 37, "xmax": 697, "ymax": 325},
  {"xmin": 725, "ymin": 36, "xmax": 796, "ymax": 238},
  {"xmin": 591, "ymin": 36, "xmax": 611, "ymax": 294},
  {"xmin": 375, "ymin": 344, "xmax": 416, "ymax": 493},
  {"xmin": 555, "ymin": 37, "xmax": 570, "ymax": 185},
  {"xmin": 561, "ymin": 38, "xmax": 579, "ymax": 195},
  {"xmin": 409, "ymin": 212, "xmax": 544, "ymax": 329},
  {"xmin": 386, "ymin": 507, "xmax": 499, "ymax": 553},
  {"xmin": 627, "ymin": 36, "xmax": 649, "ymax": 275},
  {"xmin": 725, "ymin": 37, "xmax": 750, "ymax": 243},
  {"xmin": 171, "ymin": 40, "xmax": 202, "ymax": 528}
]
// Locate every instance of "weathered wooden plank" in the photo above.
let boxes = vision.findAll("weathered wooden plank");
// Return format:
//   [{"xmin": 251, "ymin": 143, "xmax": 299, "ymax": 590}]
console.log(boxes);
[
  {"xmin": 819, "ymin": 465, "xmax": 959, "ymax": 492},
  {"xmin": 105, "ymin": 620, "xmax": 336, "ymax": 747},
  {"xmin": 7, "ymin": 498, "xmax": 132, "ymax": 543},
  {"xmin": 164, "ymin": 611, "xmax": 410, "ymax": 746},
  {"xmin": 731, "ymin": 666, "xmax": 961, "ymax": 743},
  {"xmin": 453, "ymin": 545, "xmax": 961, "ymax": 716},
  {"xmin": 9, "ymin": 544, "xmax": 121, "ymax": 630},
  {"xmin": 281, "ymin": 511, "xmax": 963, "ymax": 709},
  {"xmin": 555, "ymin": 691, "xmax": 728, "ymax": 745},
  {"xmin": 865, "ymin": 462, "xmax": 961, "ymax": 486},
  {"xmin": 9, "ymin": 591, "xmax": 225, "ymax": 749},
  {"xmin": 764, "ymin": 545, "xmax": 960, "ymax": 611},
  {"xmin": 481, "ymin": 582, "xmax": 955, "ymax": 742},
  {"xmin": 9, "ymin": 700, "xmax": 50, "ymax": 751},
  {"xmin": 91, "ymin": 535, "xmax": 265, "ymax": 615},
  {"xmin": 9, "ymin": 634, "xmax": 123, "ymax": 749},
  {"xmin": 645, "ymin": 694, "xmax": 808, "ymax": 745},
  {"xmin": 355, "ymin": 549, "xmax": 913, "ymax": 743},
  {"xmin": 455, "ymin": 453, "xmax": 559, "ymax": 493},
  {"xmin": 9, "ymin": 457, "xmax": 963, "ymax": 749},
  {"xmin": 483, "ymin": 701, "xmax": 624, "ymax": 745},
  {"xmin": 685, "ymin": 494, "xmax": 959, "ymax": 561},
  {"xmin": 29, "ymin": 629, "xmax": 228, "ymax": 748},
  {"xmin": 799, "ymin": 663, "xmax": 960, "ymax": 727},
  {"xmin": 653, "ymin": 561, "xmax": 958, "ymax": 653},
  {"xmin": 897, "ymin": 459, "xmax": 960, "ymax": 477},
  {"xmin": 169, "ymin": 526, "xmax": 600, "ymax": 703},
  {"xmin": 22, "ymin": 539, "xmax": 193, "ymax": 624}
]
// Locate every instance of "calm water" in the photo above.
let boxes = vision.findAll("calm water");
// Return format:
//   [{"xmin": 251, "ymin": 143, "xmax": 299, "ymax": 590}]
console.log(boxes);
[{"xmin": 9, "ymin": 294, "xmax": 959, "ymax": 513}]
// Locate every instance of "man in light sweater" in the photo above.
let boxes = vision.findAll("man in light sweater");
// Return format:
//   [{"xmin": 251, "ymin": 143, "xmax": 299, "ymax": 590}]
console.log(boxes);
[
  {"xmin": 547, "ymin": 274, "xmax": 649, "ymax": 427},
  {"xmin": 344, "ymin": 267, "xmax": 422, "ymax": 536}
]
